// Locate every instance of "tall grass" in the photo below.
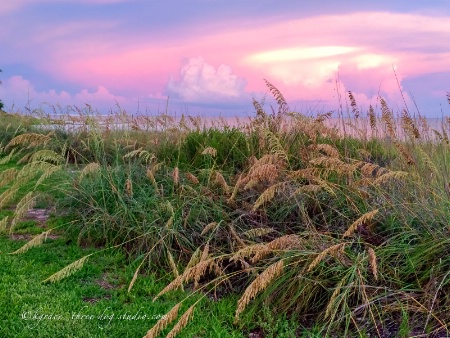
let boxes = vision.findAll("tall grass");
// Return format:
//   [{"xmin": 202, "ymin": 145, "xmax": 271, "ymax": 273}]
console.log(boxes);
[{"xmin": 1, "ymin": 85, "xmax": 450, "ymax": 337}]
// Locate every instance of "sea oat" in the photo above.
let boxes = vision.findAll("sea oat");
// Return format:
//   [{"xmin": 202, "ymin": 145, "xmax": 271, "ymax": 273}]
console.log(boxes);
[
  {"xmin": 235, "ymin": 259, "xmax": 284, "ymax": 322},
  {"xmin": 380, "ymin": 97, "xmax": 396, "ymax": 139},
  {"xmin": 202, "ymin": 147, "xmax": 217, "ymax": 157},
  {"xmin": 307, "ymin": 243, "xmax": 346, "ymax": 273},
  {"xmin": 0, "ymin": 168, "xmax": 18, "ymax": 188},
  {"xmin": 212, "ymin": 171, "xmax": 230, "ymax": 193},
  {"xmin": 166, "ymin": 302, "xmax": 197, "ymax": 338},
  {"xmin": 325, "ymin": 276, "xmax": 348, "ymax": 319},
  {"xmin": 251, "ymin": 234, "xmax": 302, "ymax": 263},
  {"xmin": 194, "ymin": 244, "xmax": 210, "ymax": 289},
  {"xmin": 167, "ymin": 249, "xmax": 180, "ymax": 279},
  {"xmin": 373, "ymin": 171, "xmax": 408, "ymax": 185},
  {"xmin": 146, "ymin": 169, "xmax": 158, "ymax": 190},
  {"xmin": 10, "ymin": 192, "xmax": 37, "ymax": 232},
  {"xmin": 243, "ymin": 227, "xmax": 275, "ymax": 239},
  {"xmin": 367, "ymin": 247, "xmax": 378, "ymax": 281},
  {"xmin": 315, "ymin": 144, "xmax": 340, "ymax": 158},
  {"xmin": 368, "ymin": 105, "xmax": 377, "ymax": 132},
  {"xmin": 173, "ymin": 167, "xmax": 179, "ymax": 186},
  {"xmin": 229, "ymin": 224, "xmax": 246, "ymax": 247},
  {"xmin": 253, "ymin": 181, "xmax": 288, "ymax": 211},
  {"xmin": 10, "ymin": 229, "xmax": 53, "ymax": 254},
  {"xmin": 43, "ymin": 255, "xmax": 90, "ymax": 283},
  {"xmin": 125, "ymin": 178, "xmax": 133, "ymax": 197},
  {"xmin": 5, "ymin": 133, "xmax": 52, "ymax": 150},
  {"xmin": 348, "ymin": 91, "xmax": 360, "ymax": 119},
  {"xmin": 153, "ymin": 258, "xmax": 215, "ymax": 300},
  {"xmin": 78, "ymin": 162, "xmax": 100, "ymax": 181},
  {"xmin": 144, "ymin": 303, "xmax": 181, "ymax": 338},
  {"xmin": 185, "ymin": 172, "xmax": 199, "ymax": 185},
  {"xmin": 201, "ymin": 221, "xmax": 219, "ymax": 236},
  {"xmin": 243, "ymin": 164, "xmax": 278, "ymax": 189},
  {"xmin": 342, "ymin": 209, "xmax": 379, "ymax": 238},
  {"xmin": 0, "ymin": 216, "xmax": 9, "ymax": 232}
]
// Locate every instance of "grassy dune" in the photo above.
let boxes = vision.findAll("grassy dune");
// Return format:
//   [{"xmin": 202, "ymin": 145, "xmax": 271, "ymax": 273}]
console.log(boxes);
[{"xmin": 1, "ymin": 84, "xmax": 450, "ymax": 337}]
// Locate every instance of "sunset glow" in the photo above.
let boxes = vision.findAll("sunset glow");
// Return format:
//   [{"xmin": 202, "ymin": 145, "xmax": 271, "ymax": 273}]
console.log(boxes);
[{"xmin": 1, "ymin": 2, "xmax": 450, "ymax": 116}]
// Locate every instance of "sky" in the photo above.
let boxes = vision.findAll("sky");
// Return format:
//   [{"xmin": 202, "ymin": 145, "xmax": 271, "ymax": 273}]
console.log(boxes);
[{"xmin": 1, "ymin": 1, "xmax": 450, "ymax": 117}]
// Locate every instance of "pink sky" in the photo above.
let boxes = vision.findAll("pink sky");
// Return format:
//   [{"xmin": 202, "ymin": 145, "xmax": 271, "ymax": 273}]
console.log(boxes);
[{"xmin": 1, "ymin": 2, "xmax": 450, "ymax": 117}]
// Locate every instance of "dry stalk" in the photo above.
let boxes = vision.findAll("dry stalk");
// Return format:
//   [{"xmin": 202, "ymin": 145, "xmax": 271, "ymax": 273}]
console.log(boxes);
[
  {"xmin": 202, "ymin": 147, "xmax": 217, "ymax": 157},
  {"xmin": 10, "ymin": 229, "xmax": 53, "ymax": 254},
  {"xmin": 166, "ymin": 302, "xmax": 198, "ymax": 338},
  {"xmin": 243, "ymin": 227, "xmax": 275, "ymax": 239},
  {"xmin": 315, "ymin": 144, "xmax": 340, "ymax": 158},
  {"xmin": 235, "ymin": 259, "xmax": 284, "ymax": 322},
  {"xmin": 173, "ymin": 167, "xmax": 179, "ymax": 186},
  {"xmin": 185, "ymin": 172, "xmax": 199, "ymax": 185},
  {"xmin": 251, "ymin": 234, "xmax": 302, "ymax": 263},
  {"xmin": 243, "ymin": 164, "xmax": 279, "ymax": 189},
  {"xmin": 307, "ymin": 243, "xmax": 346, "ymax": 273},
  {"xmin": 144, "ymin": 303, "xmax": 181, "ymax": 338},
  {"xmin": 253, "ymin": 181, "xmax": 288, "ymax": 211},
  {"xmin": 325, "ymin": 275, "xmax": 348, "ymax": 319},
  {"xmin": 43, "ymin": 254, "xmax": 91, "ymax": 283},
  {"xmin": 229, "ymin": 224, "xmax": 246, "ymax": 248},
  {"xmin": 79, "ymin": 163, "xmax": 100, "ymax": 181},
  {"xmin": 0, "ymin": 168, "xmax": 18, "ymax": 188},
  {"xmin": 0, "ymin": 216, "xmax": 9, "ymax": 232},
  {"xmin": 167, "ymin": 248, "xmax": 180, "ymax": 279},
  {"xmin": 10, "ymin": 192, "xmax": 37, "ymax": 232},
  {"xmin": 125, "ymin": 178, "xmax": 133, "ymax": 197},
  {"xmin": 146, "ymin": 169, "xmax": 158, "ymax": 190},
  {"xmin": 367, "ymin": 247, "xmax": 378, "ymax": 281},
  {"xmin": 212, "ymin": 171, "xmax": 230, "ymax": 193},
  {"xmin": 201, "ymin": 221, "xmax": 218, "ymax": 236},
  {"xmin": 5, "ymin": 132, "xmax": 52, "ymax": 150},
  {"xmin": 342, "ymin": 209, "xmax": 379, "ymax": 238},
  {"xmin": 153, "ymin": 258, "xmax": 215, "ymax": 300},
  {"xmin": 368, "ymin": 105, "xmax": 377, "ymax": 132},
  {"xmin": 373, "ymin": 171, "xmax": 408, "ymax": 185}
]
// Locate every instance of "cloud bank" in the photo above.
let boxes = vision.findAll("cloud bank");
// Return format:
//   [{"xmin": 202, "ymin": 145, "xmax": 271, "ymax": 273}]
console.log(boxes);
[
  {"xmin": 167, "ymin": 57, "xmax": 248, "ymax": 103},
  {"xmin": 0, "ymin": 76, "xmax": 125, "ymax": 112}
]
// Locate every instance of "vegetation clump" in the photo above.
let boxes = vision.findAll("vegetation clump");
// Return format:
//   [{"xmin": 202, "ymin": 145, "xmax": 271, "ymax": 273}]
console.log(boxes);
[{"xmin": 1, "ymin": 83, "xmax": 450, "ymax": 337}]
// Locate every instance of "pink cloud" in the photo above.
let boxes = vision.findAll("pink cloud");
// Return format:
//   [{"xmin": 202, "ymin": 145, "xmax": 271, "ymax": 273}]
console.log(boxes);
[
  {"xmin": 5, "ymin": 10, "xmax": 450, "ymax": 113},
  {"xmin": 74, "ymin": 86, "xmax": 126, "ymax": 106},
  {"xmin": 167, "ymin": 57, "xmax": 248, "ymax": 102}
]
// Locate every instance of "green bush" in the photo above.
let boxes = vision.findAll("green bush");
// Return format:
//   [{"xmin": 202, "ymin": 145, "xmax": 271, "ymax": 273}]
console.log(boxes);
[{"xmin": 178, "ymin": 128, "xmax": 255, "ymax": 173}]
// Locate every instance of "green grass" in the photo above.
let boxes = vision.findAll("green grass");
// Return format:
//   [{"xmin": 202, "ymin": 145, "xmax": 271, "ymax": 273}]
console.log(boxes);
[{"xmin": 0, "ymin": 219, "xmax": 247, "ymax": 337}]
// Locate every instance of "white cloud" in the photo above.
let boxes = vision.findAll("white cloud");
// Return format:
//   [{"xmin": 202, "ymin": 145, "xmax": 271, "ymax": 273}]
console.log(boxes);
[
  {"xmin": 74, "ymin": 86, "xmax": 125, "ymax": 105},
  {"xmin": 248, "ymin": 46, "xmax": 358, "ymax": 63},
  {"xmin": 0, "ymin": 76, "xmax": 125, "ymax": 112},
  {"xmin": 167, "ymin": 57, "xmax": 248, "ymax": 102}
]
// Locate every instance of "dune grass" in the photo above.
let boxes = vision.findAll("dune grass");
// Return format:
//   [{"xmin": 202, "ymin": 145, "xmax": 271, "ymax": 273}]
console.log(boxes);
[{"xmin": 1, "ymin": 84, "xmax": 450, "ymax": 337}]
